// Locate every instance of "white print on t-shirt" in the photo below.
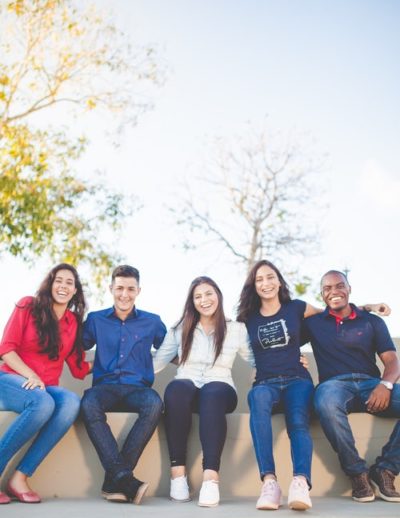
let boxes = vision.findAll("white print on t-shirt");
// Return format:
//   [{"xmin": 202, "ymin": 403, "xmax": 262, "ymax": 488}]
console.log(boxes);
[{"xmin": 258, "ymin": 319, "xmax": 290, "ymax": 349}]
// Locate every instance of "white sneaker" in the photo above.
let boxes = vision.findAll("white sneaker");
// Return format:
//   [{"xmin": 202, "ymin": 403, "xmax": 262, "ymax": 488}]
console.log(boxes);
[
  {"xmin": 256, "ymin": 479, "xmax": 282, "ymax": 510},
  {"xmin": 288, "ymin": 477, "xmax": 312, "ymax": 510},
  {"xmin": 170, "ymin": 476, "xmax": 191, "ymax": 502},
  {"xmin": 198, "ymin": 480, "xmax": 220, "ymax": 507}
]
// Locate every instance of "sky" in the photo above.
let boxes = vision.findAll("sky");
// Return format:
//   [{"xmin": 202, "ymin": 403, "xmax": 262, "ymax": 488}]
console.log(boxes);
[{"xmin": 0, "ymin": 0, "xmax": 399, "ymax": 335}]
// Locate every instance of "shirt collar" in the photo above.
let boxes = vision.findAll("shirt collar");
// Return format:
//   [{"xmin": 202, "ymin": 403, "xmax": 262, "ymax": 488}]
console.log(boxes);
[
  {"xmin": 324, "ymin": 303, "xmax": 364, "ymax": 320},
  {"xmin": 105, "ymin": 306, "xmax": 138, "ymax": 320},
  {"xmin": 61, "ymin": 309, "xmax": 74, "ymax": 324}
]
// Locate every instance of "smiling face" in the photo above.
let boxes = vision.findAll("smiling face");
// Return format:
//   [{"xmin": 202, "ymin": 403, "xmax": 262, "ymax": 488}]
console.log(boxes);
[
  {"xmin": 193, "ymin": 283, "xmax": 219, "ymax": 320},
  {"xmin": 321, "ymin": 272, "xmax": 351, "ymax": 314},
  {"xmin": 110, "ymin": 276, "xmax": 141, "ymax": 319},
  {"xmin": 51, "ymin": 269, "xmax": 77, "ymax": 308},
  {"xmin": 255, "ymin": 264, "xmax": 281, "ymax": 303}
]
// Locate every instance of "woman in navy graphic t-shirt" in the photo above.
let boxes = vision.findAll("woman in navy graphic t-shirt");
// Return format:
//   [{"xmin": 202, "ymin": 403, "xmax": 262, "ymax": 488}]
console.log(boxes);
[{"xmin": 237, "ymin": 260, "xmax": 322, "ymax": 511}]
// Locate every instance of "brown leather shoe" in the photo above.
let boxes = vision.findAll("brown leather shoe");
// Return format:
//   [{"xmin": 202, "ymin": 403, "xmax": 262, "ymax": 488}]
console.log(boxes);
[
  {"xmin": 350, "ymin": 472, "xmax": 375, "ymax": 502},
  {"xmin": 369, "ymin": 467, "xmax": 400, "ymax": 502}
]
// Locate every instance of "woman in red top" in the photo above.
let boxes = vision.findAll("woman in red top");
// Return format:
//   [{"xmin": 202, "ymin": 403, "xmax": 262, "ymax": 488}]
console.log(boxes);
[{"xmin": 0, "ymin": 263, "xmax": 91, "ymax": 504}]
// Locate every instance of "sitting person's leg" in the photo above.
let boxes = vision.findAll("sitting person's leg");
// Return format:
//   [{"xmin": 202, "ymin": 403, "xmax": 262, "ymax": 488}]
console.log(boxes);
[
  {"xmin": 81, "ymin": 384, "xmax": 131, "ymax": 481},
  {"xmin": 197, "ymin": 381, "xmax": 237, "ymax": 507},
  {"xmin": 314, "ymin": 378, "xmax": 374, "ymax": 502},
  {"xmin": 282, "ymin": 377, "xmax": 314, "ymax": 510},
  {"xmin": 361, "ymin": 380, "xmax": 400, "ymax": 502},
  {"xmin": 164, "ymin": 379, "xmax": 197, "ymax": 502},
  {"xmin": 0, "ymin": 374, "xmax": 77, "ymax": 503},
  {"xmin": 247, "ymin": 381, "xmax": 282, "ymax": 510},
  {"xmin": 120, "ymin": 386, "xmax": 163, "ymax": 472}
]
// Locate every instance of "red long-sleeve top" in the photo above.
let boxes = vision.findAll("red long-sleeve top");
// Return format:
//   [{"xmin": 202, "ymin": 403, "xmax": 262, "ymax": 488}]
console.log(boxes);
[{"xmin": 0, "ymin": 296, "xmax": 90, "ymax": 386}]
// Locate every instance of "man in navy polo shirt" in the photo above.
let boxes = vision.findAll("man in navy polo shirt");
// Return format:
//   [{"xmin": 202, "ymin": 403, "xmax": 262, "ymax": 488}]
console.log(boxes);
[
  {"xmin": 304, "ymin": 270, "xmax": 400, "ymax": 503},
  {"xmin": 81, "ymin": 265, "xmax": 167, "ymax": 504}
]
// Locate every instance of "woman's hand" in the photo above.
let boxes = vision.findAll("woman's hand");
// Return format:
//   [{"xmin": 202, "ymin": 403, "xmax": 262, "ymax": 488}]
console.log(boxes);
[
  {"xmin": 22, "ymin": 374, "xmax": 45, "ymax": 390},
  {"xmin": 363, "ymin": 303, "xmax": 391, "ymax": 316},
  {"xmin": 300, "ymin": 354, "xmax": 309, "ymax": 370}
]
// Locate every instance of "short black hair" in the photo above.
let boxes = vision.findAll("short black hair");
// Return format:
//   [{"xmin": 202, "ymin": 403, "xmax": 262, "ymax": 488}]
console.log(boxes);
[
  {"xmin": 320, "ymin": 270, "xmax": 349, "ymax": 288},
  {"xmin": 111, "ymin": 265, "xmax": 140, "ymax": 283}
]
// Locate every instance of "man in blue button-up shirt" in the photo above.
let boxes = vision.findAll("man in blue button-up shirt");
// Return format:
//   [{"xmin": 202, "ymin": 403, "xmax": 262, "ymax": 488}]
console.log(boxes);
[{"xmin": 81, "ymin": 265, "xmax": 167, "ymax": 504}]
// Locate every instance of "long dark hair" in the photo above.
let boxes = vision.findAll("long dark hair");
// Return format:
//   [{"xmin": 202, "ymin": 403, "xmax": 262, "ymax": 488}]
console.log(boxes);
[
  {"xmin": 30, "ymin": 263, "xmax": 86, "ymax": 362},
  {"xmin": 237, "ymin": 260, "xmax": 291, "ymax": 323},
  {"xmin": 173, "ymin": 276, "xmax": 227, "ymax": 365}
]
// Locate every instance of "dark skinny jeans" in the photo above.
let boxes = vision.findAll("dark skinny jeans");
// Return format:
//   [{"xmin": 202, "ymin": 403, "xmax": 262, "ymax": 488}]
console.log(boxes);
[{"xmin": 164, "ymin": 379, "xmax": 237, "ymax": 472}]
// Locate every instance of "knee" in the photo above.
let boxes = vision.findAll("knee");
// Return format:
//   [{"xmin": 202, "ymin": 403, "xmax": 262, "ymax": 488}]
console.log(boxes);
[
  {"xmin": 314, "ymin": 388, "xmax": 345, "ymax": 418},
  {"xmin": 57, "ymin": 391, "xmax": 81, "ymax": 421},
  {"xmin": 143, "ymin": 390, "xmax": 163, "ymax": 419},
  {"xmin": 80, "ymin": 390, "xmax": 103, "ymax": 421},
  {"xmin": 30, "ymin": 390, "xmax": 56, "ymax": 419},
  {"xmin": 164, "ymin": 379, "xmax": 193, "ymax": 404},
  {"xmin": 248, "ymin": 386, "xmax": 274, "ymax": 413}
]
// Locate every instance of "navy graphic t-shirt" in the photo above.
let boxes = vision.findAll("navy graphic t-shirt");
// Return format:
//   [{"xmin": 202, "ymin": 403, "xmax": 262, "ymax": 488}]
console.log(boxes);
[{"xmin": 246, "ymin": 299, "xmax": 311, "ymax": 383}]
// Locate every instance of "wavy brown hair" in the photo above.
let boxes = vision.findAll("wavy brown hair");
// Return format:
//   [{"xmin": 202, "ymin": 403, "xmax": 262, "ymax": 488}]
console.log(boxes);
[
  {"xmin": 28, "ymin": 263, "xmax": 86, "ymax": 363},
  {"xmin": 173, "ymin": 276, "xmax": 227, "ymax": 365},
  {"xmin": 237, "ymin": 260, "xmax": 291, "ymax": 323}
]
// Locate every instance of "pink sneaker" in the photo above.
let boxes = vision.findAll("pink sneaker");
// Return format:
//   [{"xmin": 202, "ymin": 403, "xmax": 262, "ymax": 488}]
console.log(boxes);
[
  {"xmin": 256, "ymin": 479, "xmax": 282, "ymax": 510},
  {"xmin": 288, "ymin": 477, "xmax": 312, "ymax": 510}
]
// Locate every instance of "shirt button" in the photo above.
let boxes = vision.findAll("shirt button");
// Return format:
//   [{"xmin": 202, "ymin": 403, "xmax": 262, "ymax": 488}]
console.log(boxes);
[
  {"xmin": 122, "ymin": 338, "xmax": 125, "ymax": 342},
  {"xmin": 120, "ymin": 354, "xmax": 124, "ymax": 358}
]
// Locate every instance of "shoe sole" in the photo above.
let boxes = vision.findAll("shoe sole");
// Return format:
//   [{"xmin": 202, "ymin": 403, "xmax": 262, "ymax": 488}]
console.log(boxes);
[
  {"xmin": 170, "ymin": 496, "xmax": 191, "ymax": 502},
  {"xmin": 370, "ymin": 479, "xmax": 400, "ymax": 502},
  {"xmin": 256, "ymin": 502, "xmax": 281, "ymax": 510},
  {"xmin": 352, "ymin": 494, "xmax": 375, "ymax": 502},
  {"xmin": 101, "ymin": 491, "xmax": 128, "ymax": 503},
  {"xmin": 288, "ymin": 500, "xmax": 312, "ymax": 510},
  {"xmin": 132, "ymin": 482, "xmax": 149, "ymax": 505},
  {"xmin": 198, "ymin": 501, "xmax": 219, "ymax": 507}
]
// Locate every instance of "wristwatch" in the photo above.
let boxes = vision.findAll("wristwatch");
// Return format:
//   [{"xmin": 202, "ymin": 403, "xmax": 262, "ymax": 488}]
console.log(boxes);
[{"xmin": 380, "ymin": 380, "xmax": 394, "ymax": 391}]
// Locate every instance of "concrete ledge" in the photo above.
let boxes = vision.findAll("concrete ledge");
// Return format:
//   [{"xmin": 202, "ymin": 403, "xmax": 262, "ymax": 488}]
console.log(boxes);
[
  {"xmin": 1, "ymin": 344, "xmax": 399, "ymax": 498},
  {"xmin": 1, "ymin": 411, "xmax": 398, "ymax": 498}
]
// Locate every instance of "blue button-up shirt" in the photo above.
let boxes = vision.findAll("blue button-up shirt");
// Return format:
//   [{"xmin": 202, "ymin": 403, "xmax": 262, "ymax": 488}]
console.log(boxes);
[{"xmin": 83, "ymin": 306, "xmax": 167, "ymax": 387}]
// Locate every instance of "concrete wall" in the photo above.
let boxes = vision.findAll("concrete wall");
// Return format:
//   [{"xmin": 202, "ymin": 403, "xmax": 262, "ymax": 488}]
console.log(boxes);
[{"xmin": 0, "ymin": 341, "xmax": 399, "ymax": 498}]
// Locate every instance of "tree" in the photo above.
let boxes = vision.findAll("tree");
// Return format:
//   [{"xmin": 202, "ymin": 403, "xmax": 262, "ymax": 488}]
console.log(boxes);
[
  {"xmin": 0, "ymin": 0, "xmax": 163, "ymax": 285},
  {"xmin": 170, "ymin": 123, "xmax": 324, "ymax": 292}
]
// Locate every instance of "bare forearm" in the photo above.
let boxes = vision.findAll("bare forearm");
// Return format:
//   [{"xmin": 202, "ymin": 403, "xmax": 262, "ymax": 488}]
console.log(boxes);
[{"xmin": 2, "ymin": 351, "xmax": 38, "ymax": 378}]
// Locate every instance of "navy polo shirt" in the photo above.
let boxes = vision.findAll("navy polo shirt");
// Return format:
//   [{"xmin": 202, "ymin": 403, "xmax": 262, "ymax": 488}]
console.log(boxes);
[
  {"xmin": 246, "ymin": 299, "xmax": 311, "ymax": 383},
  {"xmin": 303, "ymin": 304, "xmax": 396, "ymax": 383},
  {"xmin": 84, "ymin": 307, "xmax": 167, "ymax": 387}
]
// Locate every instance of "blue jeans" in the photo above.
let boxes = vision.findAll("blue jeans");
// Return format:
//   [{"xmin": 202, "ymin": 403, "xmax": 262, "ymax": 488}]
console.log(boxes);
[
  {"xmin": 314, "ymin": 374, "xmax": 400, "ymax": 476},
  {"xmin": 248, "ymin": 376, "xmax": 314, "ymax": 486},
  {"xmin": 81, "ymin": 384, "xmax": 163, "ymax": 481},
  {"xmin": 164, "ymin": 379, "xmax": 237, "ymax": 471},
  {"xmin": 0, "ymin": 372, "xmax": 81, "ymax": 476}
]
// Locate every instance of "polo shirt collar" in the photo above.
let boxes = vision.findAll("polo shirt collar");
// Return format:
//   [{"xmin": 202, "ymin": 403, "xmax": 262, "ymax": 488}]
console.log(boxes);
[{"xmin": 323, "ymin": 303, "xmax": 365, "ymax": 320}]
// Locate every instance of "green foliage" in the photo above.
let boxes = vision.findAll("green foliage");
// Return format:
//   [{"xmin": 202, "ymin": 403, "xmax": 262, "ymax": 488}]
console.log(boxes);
[
  {"xmin": 0, "ymin": 122, "xmax": 136, "ymax": 287},
  {"xmin": 0, "ymin": 0, "xmax": 162, "ymax": 286}
]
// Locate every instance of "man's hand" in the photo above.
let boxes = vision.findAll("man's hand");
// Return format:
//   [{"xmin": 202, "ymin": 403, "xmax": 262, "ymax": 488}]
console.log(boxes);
[{"xmin": 365, "ymin": 383, "xmax": 391, "ymax": 413}]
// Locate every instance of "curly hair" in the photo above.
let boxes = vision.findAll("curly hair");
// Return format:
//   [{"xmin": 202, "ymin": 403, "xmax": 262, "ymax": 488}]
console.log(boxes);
[{"xmin": 29, "ymin": 263, "xmax": 86, "ymax": 363}]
